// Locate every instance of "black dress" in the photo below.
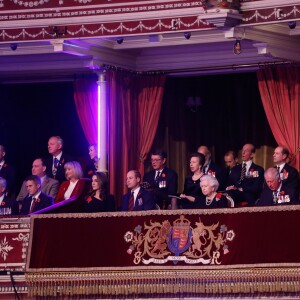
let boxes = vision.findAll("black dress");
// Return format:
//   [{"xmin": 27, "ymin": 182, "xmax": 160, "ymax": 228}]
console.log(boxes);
[
  {"xmin": 196, "ymin": 194, "xmax": 228, "ymax": 209},
  {"xmin": 84, "ymin": 195, "xmax": 115, "ymax": 212},
  {"xmin": 181, "ymin": 175, "xmax": 203, "ymax": 209}
]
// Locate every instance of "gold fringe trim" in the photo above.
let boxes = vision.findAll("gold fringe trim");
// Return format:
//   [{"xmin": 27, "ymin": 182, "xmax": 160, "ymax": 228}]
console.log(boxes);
[{"xmin": 26, "ymin": 267, "xmax": 300, "ymax": 297}]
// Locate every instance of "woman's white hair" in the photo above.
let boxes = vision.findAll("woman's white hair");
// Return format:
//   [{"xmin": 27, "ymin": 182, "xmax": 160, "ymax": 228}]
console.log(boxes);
[{"xmin": 200, "ymin": 175, "xmax": 219, "ymax": 191}]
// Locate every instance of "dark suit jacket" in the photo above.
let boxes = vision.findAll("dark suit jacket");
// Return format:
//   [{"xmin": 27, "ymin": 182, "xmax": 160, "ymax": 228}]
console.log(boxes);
[
  {"xmin": 20, "ymin": 192, "xmax": 54, "ymax": 215},
  {"xmin": 227, "ymin": 162, "xmax": 264, "ymax": 206},
  {"xmin": 257, "ymin": 185, "xmax": 299, "ymax": 206},
  {"xmin": 277, "ymin": 164, "xmax": 299, "ymax": 193},
  {"xmin": 0, "ymin": 161, "xmax": 16, "ymax": 195},
  {"xmin": 17, "ymin": 176, "xmax": 59, "ymax": 201},
  {"xmin": 55, "ymin": 179, "xmax": 87, "ymax": 203},
  {"xmin": 45, "ymin": 152, "xmax": 73, "ymax": 184},
  {"xmin": 121, "ymin": 187, "xmax": 155, "ymax": 211},
  {"xmin": 84, "ymin": 159, "xmax": 97, "ymax": 178},
  {"xmin": 0, "ymin": 195, "xmax": 19, "ymax": 215},
  {"xmin": 143, "ymin": 166, "xmax": 178, "ymax": 208}
]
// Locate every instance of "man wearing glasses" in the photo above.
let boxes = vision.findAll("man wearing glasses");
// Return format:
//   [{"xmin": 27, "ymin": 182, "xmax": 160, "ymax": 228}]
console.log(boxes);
[{"xmin": 143, "ymin": 150, "xmax": 178, "ymax": 209}]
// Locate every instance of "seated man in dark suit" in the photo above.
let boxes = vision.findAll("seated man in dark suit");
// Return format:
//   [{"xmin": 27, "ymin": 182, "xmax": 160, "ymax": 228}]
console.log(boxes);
[
  {"xmin": 45, "ymin": 136, "xmax": 72, "ymax": 184},
  {"xmin": 197, "ymin": 145, "xmax": 226, "ymax": 191},
  {"xmin": 273, "ymin": 146, "xmax": 299, "ymax": 193},
  {"xmin": 121, "ymin": 170, "xmax": 155, "ymax": 211},
  {"xmin": 223, "ymin": 150, "xmax": 239, "ymax": 186},
  {"xmin": 226, "ymin": 143, "xmax": 264, "ymax": 206},
  {"xmin": 257, "ymin": 168, "xmax": 299, "ymax": 206},
  {"xmin": 17, "ymin": 158, "xmax": 59, "ymax": 202},
  {"xmin": 0, "ymin": 177, "xmax": 19, "ymax": 215},
  {"xmin": 143, "ymin": 150, "xmax": 178, "ymax": 209},
  {"xmin": 0, "ymin": 145, "xmax": 16, "ymax": 196},
  {"xmin": 20, "ymin": 175, "xmax": 54, "ymax": 215}
]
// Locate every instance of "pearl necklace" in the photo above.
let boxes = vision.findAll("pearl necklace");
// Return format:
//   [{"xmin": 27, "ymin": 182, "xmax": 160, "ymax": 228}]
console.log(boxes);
[{"xmin": 206, "ymin": 192, "xmax": 217, "ymax": 206}]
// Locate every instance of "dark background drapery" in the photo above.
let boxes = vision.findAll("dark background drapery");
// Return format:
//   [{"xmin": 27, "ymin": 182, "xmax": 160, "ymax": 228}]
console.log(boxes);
[
  {"xmin": 148, "ymin": 72, "xmax": 277, "ymax": 192},
  {"xmin": 0, "ymin": 71, "xmax": 277, "ymax": 202},
  {"xmin": 0, "ymin": 82, "xmax": 87, "ymax": 193}
]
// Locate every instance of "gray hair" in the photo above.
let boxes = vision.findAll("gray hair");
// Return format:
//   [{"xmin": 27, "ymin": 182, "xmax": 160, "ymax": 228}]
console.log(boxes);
[
  {"xmin": 200, "ymin": 175, "xmax": 219, "ymax": 191},
  {"xmin": 49, "ymin": 136, "xmax": 64, "ymax": 148},
  {"xmin": 264, "ymin": 167, "xmax": 280, "ymax": 180}
]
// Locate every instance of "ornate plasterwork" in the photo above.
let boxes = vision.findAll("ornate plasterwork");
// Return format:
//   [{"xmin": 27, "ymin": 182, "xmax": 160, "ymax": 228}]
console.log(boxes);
[
  {"xmin": 242, "ymin": 5, "xmax": 300, "ymax": 24},
  {"xmin": 0, "ymin": 16, "xmax": 213, "ymax": 41}
]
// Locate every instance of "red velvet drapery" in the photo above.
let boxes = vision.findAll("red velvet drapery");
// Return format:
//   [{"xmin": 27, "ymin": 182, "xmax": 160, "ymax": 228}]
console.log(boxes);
[
  {"xmin": 106, "ymin": 71, "xmax": 165, "ymax": 207},
  {"xmin": 73, "ymin": 72, "xmax": 165, "ymax": 206},
  {"xmin": 257, "ymin": 66, "xmax": 300, "ymax": 171},
  {"xmin": 136, "ymin": 76, "xmax": 165, "ymax": 175},
  {"xmin": 73, "ymin": 79, "xmax": 98, "ymax": 145}
]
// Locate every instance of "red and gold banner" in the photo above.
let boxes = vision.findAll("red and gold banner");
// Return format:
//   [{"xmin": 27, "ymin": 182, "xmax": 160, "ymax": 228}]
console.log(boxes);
[
  {"xmin": 26, "ymin": 206, "xmax": 300, "ymax": 297},
  {"xmin": 0, "ymin": 217, "xmax": 30, "ymax": 271}
]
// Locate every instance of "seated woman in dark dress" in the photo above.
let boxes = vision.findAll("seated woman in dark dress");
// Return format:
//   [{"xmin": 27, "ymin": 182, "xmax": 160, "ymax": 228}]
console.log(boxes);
[
  {"xmin": 84, "ymin": 172, "xmax": 115, "ymax": 212},
  {"xmin": 180, "ymin": 152, "xmax": 205, "ymax": 209},
  {"xmin": 196, "ymin": 175, "xmax": 228, "ymax": 209}
]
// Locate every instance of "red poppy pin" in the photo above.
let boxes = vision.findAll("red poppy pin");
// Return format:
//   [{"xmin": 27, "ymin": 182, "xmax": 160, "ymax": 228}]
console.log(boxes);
[
  {"xmin": 61, "ymin": 159, "xmax": 65, "ymax": 164},
  {"xmin": 216, "ymin": 193, "xmax": 222, "ymax": 201},
  {"xmin": 161, "ymin": 173, "xmax": 166, "ymax": 178},
  {"xmin": 1, "ymin": 201, "xmax": 5, "ymax": 206},
  {"xmin": 250, "ymin": 168, "xmax": 254, "ymax": 172},
  {"xmin": 280, "ymin": 191, "xmax": 285, "ymax": 195},
  {"xmin": 283, "ymin": 169, "xmax": 287, "ymax": 174},
  {"xmin": 86, "ymin": 196, "xmax": 92, "ymax": 203},
  {"xmin": 88, "ymin": 170, "xmax": 93, "ymax": 175},
  {"xmin": 36, "ymin": 198, "xmax": 41, "ymax": 203}
]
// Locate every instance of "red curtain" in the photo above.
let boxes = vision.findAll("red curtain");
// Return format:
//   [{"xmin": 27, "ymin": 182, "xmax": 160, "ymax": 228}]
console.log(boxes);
[
  {"xmin": 74, "ymin": 79, "xmax": 98, "ymax": 145},
  {"xmin": 106, "ymin": 71, "xmax": 166, "ymax": 207},
  {"xmin": 106, "ymin": 71, "xmax": 136, "ymax": 206},
  {"xmin": 136, "ymin": 76, "xmax": 165, "ymax": 175},
  {"xmin": 257, "ymin": 66, "xmax": 300, "ymax": 171}
]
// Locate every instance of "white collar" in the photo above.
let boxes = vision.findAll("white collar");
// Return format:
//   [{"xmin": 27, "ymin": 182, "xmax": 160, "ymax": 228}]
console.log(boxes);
[
  {"xmin": 131, "ymin": 187, "xmax": 141, "ymax": 198},
  {"xmin": 32, "ymin": 191, "xmax": 41, "ymax": 200},
  {"xmin": 54, "ymin": 152, "xmax": 63, "ymax": 161}
]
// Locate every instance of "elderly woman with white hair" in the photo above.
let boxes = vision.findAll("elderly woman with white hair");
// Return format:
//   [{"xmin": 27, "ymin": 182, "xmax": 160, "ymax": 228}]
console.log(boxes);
[{"xmin": 197, "ymin": 175, "xmax": 228, "ymax": 209}]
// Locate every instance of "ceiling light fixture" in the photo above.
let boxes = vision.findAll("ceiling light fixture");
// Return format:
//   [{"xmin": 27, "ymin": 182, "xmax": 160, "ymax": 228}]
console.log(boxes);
[
  {"xmin": 184, "ymin": 32, "xmax": 191, "ymax": 40},
  {"xmin": 116, "ymin": 38, "xmax": 124, "ymax": 45},
  {"xmin": 288, "ymin": 21, "xmax": 297, "ymax": 29}
]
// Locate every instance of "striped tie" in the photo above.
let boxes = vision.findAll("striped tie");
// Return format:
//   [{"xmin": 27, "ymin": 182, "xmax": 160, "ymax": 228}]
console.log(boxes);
[
  {"xmin": 30, "ymin": 197, "xmax": 36, "ymax": 213},
  {"xmin": 128, "ymin": 191, "xmax": 135, "ymax": 211},
  {"xmin": 239, "ymin": 163, "xmax": 246, "ymax": 184}
]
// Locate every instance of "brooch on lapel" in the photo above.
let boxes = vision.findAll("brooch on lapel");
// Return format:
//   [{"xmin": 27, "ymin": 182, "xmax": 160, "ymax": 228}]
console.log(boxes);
[
  {"xmin": 280, "ymin": 169, "xmax": 289, "ymax": 180},
  {"xmin": 215, "ymin": 193, "xmax": 222, "ymax": 201}
]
